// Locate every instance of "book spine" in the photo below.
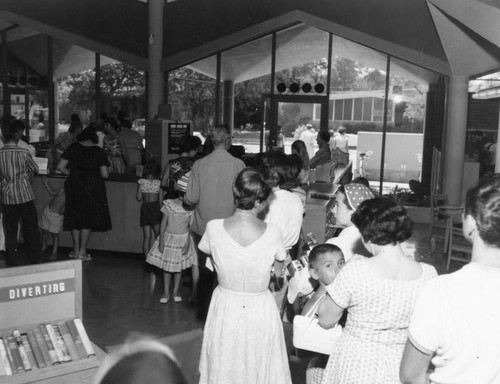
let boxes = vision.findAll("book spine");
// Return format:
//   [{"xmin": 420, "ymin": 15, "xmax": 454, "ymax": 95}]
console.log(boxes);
[
  {"xmin": 39, "ymin": 324, "xmax": 60, "ymax": 365},
  {"xmin": 58, "ymin": 322, "xmax": 81, "ymax": 360},
  {"xmin": 6, "ymin": 336, "xmax": 24, "ymax": 373},
  {"xmin": 2, "ymin": 337, "xmax": 16, "ymax": 374},
  {"xmin": 66, "ymin": 319, "xmax": 87, "ymax": 359},
  {"xmin": 33, "ymin": 327, "xmax": 52, "ymax": 367},
  {"xmin": 73, "ymin": 318, "xmax": 95, "ymax": 357},
  {"xmin": 20, "ymin": 334, "xmax": 38, "ymax": 370},
  {"xmin": 52, "ymin": 324, "xmax": 71, "ymax": 362},
  {"xmin": 27, "ymin": 330, "xmax": 46, "ymax": 369},
  {"xmin": 0, "ymin": 338, "xmax": 13, "ymax": 376},
  {"xmin": 13, "ymin": 330, "xmax": 31, "ymax": 371},
  {"xmin": 45, "ymin": 324, "xmax": 66, "ymax": 363}
]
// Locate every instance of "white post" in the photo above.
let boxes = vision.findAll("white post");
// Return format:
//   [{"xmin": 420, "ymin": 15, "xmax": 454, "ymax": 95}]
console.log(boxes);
[{"xmin": 442, "ymin": 75, "xmax": 468, "ymax": 205}]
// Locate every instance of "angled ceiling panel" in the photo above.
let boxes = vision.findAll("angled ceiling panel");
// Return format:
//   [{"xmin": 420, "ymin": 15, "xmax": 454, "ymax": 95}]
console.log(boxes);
[
  {"xmin": 430, "ymin": 0, "xmax": 500, "ymax": 47},
  {"xmin": 429, "ymin": 2, "xmax": 500, "ymax": 76}
]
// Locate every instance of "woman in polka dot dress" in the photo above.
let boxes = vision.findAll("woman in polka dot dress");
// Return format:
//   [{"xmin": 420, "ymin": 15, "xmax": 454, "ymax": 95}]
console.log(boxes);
[{"xmin": 318, "ymin": 197, "xmax": 437, "ymax": 384}]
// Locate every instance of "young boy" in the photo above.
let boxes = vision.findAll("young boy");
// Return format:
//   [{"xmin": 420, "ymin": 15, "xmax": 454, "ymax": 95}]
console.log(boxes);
[
  {"xmin": 302, "ymin": 243, "xmax": 345, "ymax": 319},
  {"xmin": 39, "ymin": 176, "xmax": 65, "ymax": 259},
  {"xmin": 0, "ymin": 119, "xmax": 41, "ymax": 266},
  {"xmin": 301, "ymin": 243, "xmax": 345, "ymax": 384}
]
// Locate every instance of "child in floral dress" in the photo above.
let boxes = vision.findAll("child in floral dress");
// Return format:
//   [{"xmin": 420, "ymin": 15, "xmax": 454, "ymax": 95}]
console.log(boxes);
[{"xmin": 146, "ymin": 172, "xmax": 195, "ymax": 303}]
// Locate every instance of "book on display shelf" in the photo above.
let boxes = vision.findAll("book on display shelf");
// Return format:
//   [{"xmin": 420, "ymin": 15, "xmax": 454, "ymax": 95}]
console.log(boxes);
[
  {"xmin": 5, "ymin": 336, "xmax": 24, "ymax": 373},
  {"xmin": 39, "ymin": 324, "xmax": 59, "ymax": 365},
  {"xmin": 32, "ymin": 327, "xmax": 52, "ymax": 367},
  {"xmin": 0, "ymin": 319, "xmax": 99, "ymax": 378},
  {"xmin": 0, "ymin": 338, "xmax": 13, "ymax": 376},
  {"xmin": 58, "ymin": 322, "xmax": 81, "ymax": 361},
  {"xmin": 26, "ymin": 330, "xmax": 46, "ymax": 369},
  {"xmin": 66, "ymin": 319, "xmax": 87, "ymax": 359},
  {"xmin": 0, "ymin": 260, "xmax": 104, "ymax": 382}
]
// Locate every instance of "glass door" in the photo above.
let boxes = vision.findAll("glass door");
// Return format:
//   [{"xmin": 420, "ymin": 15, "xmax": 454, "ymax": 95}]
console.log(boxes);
[{"xmin": 265, "ymin": 95, "xmax": 328, "ymax": 154}]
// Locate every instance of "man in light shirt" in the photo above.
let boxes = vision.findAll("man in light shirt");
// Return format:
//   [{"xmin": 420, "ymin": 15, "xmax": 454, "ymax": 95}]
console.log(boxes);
[{"xmin": 185, "ymin": 124, "xmax": 245, "ymax": 319}]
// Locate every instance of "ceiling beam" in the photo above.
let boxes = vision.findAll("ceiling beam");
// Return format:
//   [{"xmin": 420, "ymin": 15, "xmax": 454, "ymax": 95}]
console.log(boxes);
[
  {"xmin": 0, "ymin": 10, "xmax": 148, "ymax": 71},
  {"xmin": 161, "ymin": 10, "xmax": 452, "ymax": 76}
]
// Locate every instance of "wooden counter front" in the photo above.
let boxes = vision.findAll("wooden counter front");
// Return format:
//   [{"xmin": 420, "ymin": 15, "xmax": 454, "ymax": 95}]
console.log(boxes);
[{"xmin": 32, "ymin": 176, "xmax": 143, "ymax": 254}]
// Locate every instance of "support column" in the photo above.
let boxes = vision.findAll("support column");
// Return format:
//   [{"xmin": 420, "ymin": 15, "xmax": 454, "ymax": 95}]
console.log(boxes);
[
  {"xmin": 495, "ymin": 105, "xmax": 500, "ymax": 173},
  {"xmin": 442, "ymin": 75, "xmax": 468, "ymax": 205},
  {"xmin": 47, "ymin": 36, "xmax": 55, "ymax": 142},
  {"xmin": 147, "ymin": 0, "xmax": 164, "ymax": 119},
  {"xmin": 223, "ymin": 80, "xmax": 234, "ymax": 133},
  {"xmin": 95, "ymin": 53, "xmax": 101, "ymax": 119},
  {"xmin": 2, "ymin": 31, "xmax": 10, "ymax": 116}
]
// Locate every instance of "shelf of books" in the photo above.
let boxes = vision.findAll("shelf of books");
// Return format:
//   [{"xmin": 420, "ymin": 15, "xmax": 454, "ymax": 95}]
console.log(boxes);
[{"xmin": 0, "ymin": 260, "xmax": 104, "ymax": 383}]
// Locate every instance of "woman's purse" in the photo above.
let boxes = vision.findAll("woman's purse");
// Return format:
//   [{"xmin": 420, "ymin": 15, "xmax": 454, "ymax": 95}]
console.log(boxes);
[{"xmin": 293, "ymin": 294, "xmax": 343, "ymax": 355}]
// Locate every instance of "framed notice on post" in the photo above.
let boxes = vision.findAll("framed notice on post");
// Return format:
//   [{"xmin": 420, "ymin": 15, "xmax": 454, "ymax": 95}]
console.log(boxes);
[{"xmin": 168, "ymin": 122, "xmax": 191, "ymax": 154}]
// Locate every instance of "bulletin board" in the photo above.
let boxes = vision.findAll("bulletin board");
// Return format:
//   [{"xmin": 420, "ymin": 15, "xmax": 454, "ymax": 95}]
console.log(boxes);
[{"xmin": 167, "ymin": 122, "xmax": 191, "ymax": 154}]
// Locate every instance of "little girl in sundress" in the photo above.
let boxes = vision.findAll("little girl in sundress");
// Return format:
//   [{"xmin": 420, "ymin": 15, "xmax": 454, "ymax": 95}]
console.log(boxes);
[
  {"xmin": 146, "ymin": 172, "xmax": 195, "ymax": 304},
  {"xmin": 137, "ymin": 160, "xmax": 162, "ymax": 258}
]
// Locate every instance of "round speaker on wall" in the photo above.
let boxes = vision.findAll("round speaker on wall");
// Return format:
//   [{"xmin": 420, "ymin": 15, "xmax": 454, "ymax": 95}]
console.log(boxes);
[
  {"xmin": 19, "ymin": 77, "xmax": 27, "ymax": 86},
  {"xmin": 8, "ymin": 76, "xmax": 18, "ymax": 86},
  {"xmin": 276, "ymin": 83, "xmax": 287, "ymax": 93},
  {"xmin": 302, "ymin": 83, "xmax": 312, "ymax": 93},
  {"xmin": 314, "ymin": 83, "xmax": 325, "ymax": 93},
  {"xmin": 289, "ymin": 83, "xmax": 300, "ymax": 93},
  {"xmin": 28, "ymin": 77, "xmax": 38, "ymax": 86}
]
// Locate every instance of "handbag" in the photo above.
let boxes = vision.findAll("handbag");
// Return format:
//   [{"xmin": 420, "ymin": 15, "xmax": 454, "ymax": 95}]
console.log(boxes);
[{"xmin": 293, "ymin": 294, "xmax": 343, "ymax": 355}]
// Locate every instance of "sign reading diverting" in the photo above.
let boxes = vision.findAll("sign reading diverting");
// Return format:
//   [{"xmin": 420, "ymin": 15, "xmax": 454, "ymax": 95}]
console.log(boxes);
[{"xmin": 0, "ymin": 278, "xmax": 75, "ymax": 303}]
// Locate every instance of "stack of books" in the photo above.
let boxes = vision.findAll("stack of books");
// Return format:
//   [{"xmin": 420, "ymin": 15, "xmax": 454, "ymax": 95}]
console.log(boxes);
[{"xmin": 0, "ymin": 318, "xmax": 95, "ymax": 377}]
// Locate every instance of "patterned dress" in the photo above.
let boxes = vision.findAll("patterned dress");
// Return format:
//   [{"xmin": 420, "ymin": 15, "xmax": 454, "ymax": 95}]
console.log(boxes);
[
  {"xmin": 146, "ymin": 199, "xmax": 195, "ymax": 272},
  {"xmin": 104, "ymin": 135, "xmax": 126, "ymax": 174},
  {"xmin": 321, "ymin": 258, "xmax": 437, "ymax": 384}
]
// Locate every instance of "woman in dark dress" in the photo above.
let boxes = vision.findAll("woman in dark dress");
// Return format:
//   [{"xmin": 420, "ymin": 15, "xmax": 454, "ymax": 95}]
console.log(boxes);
[{"xmin": 57, "ymin": 126, "xmax": 111, "ymax": 261}]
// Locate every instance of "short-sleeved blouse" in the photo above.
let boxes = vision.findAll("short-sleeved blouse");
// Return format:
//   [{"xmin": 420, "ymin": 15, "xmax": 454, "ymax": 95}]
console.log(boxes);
[
  {"xmin": 138, "ymin": 178, "xmax": 161, "ymax": 193},
  {"xmin": 199, "ymin": 219, "xmax": 286, "ymax": 293}
]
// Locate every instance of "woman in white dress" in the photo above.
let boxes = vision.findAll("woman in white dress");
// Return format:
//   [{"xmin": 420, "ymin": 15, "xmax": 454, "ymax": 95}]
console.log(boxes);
[{"xmin": 198, "ymin": 167, "xmax": 292, "ymax": 384}]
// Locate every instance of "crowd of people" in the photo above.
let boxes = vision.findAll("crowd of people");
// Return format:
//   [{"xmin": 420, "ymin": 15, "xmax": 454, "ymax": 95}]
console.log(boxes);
[
  {"xmin": 0, "ymin": 110, "xmax": 144, "ymax": 266},
  {"xmin": 0, "ymin": 114, "xmax": 499, "ymax": 384}
]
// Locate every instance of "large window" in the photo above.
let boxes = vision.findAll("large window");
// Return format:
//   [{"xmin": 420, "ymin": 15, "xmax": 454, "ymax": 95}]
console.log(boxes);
[
  {"xmin": 222, "ymin": 35, "xmax": 272, "ymax": 154},
  {"xmin": 167, "ymin": 56, "xmax": 217, "ymax": 139},
  {"xmin": 328, "ymin": 35, "xmax": 388, "ymax": 189},
  {"xmin": 274, "ymin": 25, "xmax": 330, "ymax": 153},
  {"xmin": 382, "ymin": 57, "xmax": 432, "ymax": 188}
]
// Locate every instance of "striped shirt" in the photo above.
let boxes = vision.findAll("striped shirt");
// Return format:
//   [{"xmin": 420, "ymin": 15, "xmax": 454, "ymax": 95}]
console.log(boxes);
[{"xmin": 0, "ymin": 143, "xmax": 38, "ymax": 204}]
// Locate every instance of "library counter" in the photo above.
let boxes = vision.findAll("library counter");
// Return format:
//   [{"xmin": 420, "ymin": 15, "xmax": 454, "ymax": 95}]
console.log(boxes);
[{"xmin": 32, "ymin": 174, "xmax": 143, "ymax": 255}]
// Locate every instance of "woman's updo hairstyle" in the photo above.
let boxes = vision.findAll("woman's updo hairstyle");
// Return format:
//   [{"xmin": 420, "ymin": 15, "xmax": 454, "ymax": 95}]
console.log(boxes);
[
  {"xmin": 77, "ymin": 125, "xmax": 99, "ymax": 144},
  {"xmin": 465, "ymin": 173, "xmax": 500, "ymax": 248},
  {"xmin": 233, "ymin": 167, "xmax": 271, "ymax": 210},
  {"xmin": 351, "ymin": 197, "xmax": 412, "ymax": 246}
]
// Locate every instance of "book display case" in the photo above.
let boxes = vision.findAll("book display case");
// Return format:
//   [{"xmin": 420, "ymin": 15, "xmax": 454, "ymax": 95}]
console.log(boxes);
[{"xmin": 0, "ymin": 260, "xmax": 105, "ymax": 383}]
